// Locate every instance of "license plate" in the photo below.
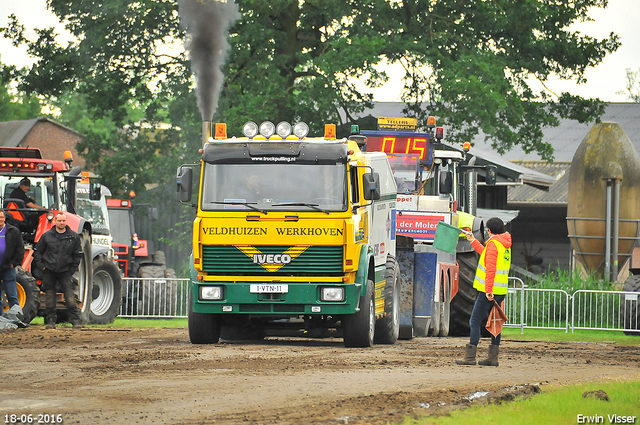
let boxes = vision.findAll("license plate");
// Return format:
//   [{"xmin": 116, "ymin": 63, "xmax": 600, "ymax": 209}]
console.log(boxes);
[{"xmin": 250, "ymin": 284, "xmax": 289, "ymax": 294}]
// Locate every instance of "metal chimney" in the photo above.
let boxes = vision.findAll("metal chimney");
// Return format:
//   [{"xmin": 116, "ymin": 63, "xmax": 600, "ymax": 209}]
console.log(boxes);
[{"xmin": 202, "ymin": 121, "xmax": 212, "ymax": 147}]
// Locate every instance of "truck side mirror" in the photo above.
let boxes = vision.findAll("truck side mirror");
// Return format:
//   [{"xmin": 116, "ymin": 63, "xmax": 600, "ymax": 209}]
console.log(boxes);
[
  {"xmin": 362, "ymin": 172, "xmax": 381, "ymax": 200},
  {"xmin": 149, "ymin": 207, "xmax": 159, "ymax": 221},
  {"xmin": 485, "ymin": 165, "xmax": 497, "ymax": 186},
  {"xmin": 177, "ymin": 167, "xmax": 193, "ymax": 203},
  {"xmin": 439, "ymin": 170, "xmax": 453, "ymax": 194}
]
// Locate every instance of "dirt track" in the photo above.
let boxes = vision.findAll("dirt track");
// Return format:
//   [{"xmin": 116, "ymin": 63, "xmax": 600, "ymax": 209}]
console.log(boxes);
[{"xmin": 1, "ymin": 326, "xmax": 639, "ymax": 425}]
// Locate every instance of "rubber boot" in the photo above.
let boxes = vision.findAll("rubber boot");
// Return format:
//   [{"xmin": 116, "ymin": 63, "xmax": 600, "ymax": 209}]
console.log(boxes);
[
  {"xmin": 455, "ymin": 344, "xmax": 477, "ymax": 365},
  {"xmin": 478, "ymin": 345, "xmax": 499, "ymax": 366}
]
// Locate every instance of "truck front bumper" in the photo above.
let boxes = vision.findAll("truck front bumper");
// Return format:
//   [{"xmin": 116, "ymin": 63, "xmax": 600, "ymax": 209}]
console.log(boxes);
[{"xmin": 191, "ymin": 282, "xmax": 362, "ymax": 315}]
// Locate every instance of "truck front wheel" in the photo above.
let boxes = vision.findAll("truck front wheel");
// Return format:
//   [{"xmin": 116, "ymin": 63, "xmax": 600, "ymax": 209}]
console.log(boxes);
[
  {"xmin": 188, "ymin": 292, "xmax": 221, "ymax": 344},
  {"xmin": 343, "ymin": 279, "xmax": 375, "ymax": 348}
]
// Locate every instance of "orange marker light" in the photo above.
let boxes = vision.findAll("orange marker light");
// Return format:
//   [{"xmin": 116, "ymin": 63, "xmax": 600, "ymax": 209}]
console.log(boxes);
[
  {"xmin": 463, "ymin": 141, "xmax": 471, "ymax": 151},
  {"xmin": 427, "ymin": 116, "xmax": 436, "ymax": 128},
  {"xmin": 324, "ymin": 124, "xmax": 336, "ymax": 140},
  {"xmin": 129, "ymin": 191, "xmax": 136, "ymax": 199},
  {"xmin": 64, "ymin": 150, "xmax": 74, "ymax": 162},
  {"xmin": 215, "ymin": 123, "xmax": 227, "ymax": 139}
]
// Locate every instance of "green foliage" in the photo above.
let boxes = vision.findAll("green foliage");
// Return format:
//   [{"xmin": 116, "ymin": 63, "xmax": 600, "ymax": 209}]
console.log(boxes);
[
  {"xmin": 531, "ymin": 267, "xmax": 612, "ymax": 292},
  {"xmin": 618, "ymin": 67, "xmax": 640, "ymax": 102},
  {"xmin": 0, "ymin": 65, "xmax": 41, "ymax": 120}
]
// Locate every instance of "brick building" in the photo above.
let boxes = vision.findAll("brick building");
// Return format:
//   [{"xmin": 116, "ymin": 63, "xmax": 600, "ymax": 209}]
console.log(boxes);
[{"xmin": 0, "ymin": 117, "xmax": 85, "ymax": 167}]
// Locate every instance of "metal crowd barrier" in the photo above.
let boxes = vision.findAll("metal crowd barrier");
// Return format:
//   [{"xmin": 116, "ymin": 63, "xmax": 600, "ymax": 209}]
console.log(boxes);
[
  {"xmin": 504, "ymin": 277, "xmax": 639, "ymax": 334},
  {"xmin": 119, "ymin": 277, "xmax": 190, "ymax": 318}
]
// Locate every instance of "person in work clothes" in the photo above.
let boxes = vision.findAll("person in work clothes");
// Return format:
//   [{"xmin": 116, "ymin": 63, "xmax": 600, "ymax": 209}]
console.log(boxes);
[
  {"xmin": 456, "ymin": 217, "xmax": 512, "ymax": 367},
  {"xmin": 33, "ymin": 212, "xmax": 84, "ymax": 329},
  {"xmin": 0, "ymin": 209, "xmax": 26, "ymax": 313}
]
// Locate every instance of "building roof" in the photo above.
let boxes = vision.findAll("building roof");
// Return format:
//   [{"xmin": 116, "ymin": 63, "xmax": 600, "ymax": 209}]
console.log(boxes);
[
  {"xmin": 508, "ymin": 161, "xmax": 571, "ymax": 205},
  {"xmin": 0, "ymin": 118, "xmax": 84, "ymax": 147},
  {"xmin": 0, "ymin": 118, "xmax": 39, "ymax": 147}
]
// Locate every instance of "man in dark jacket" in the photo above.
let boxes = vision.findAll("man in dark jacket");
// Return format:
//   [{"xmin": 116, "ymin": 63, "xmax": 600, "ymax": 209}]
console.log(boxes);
[
  {"xmin": 0, "ymin": 209, "xmax": 26, "ymax": 313},
  {"xmin": 33, "ymin": 212, "xmax": 84, "ymax": 329}
]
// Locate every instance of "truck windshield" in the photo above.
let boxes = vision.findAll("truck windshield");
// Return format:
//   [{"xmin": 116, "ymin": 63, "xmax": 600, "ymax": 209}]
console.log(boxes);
[
  {"xmin": 201, "ymin": 163, "xmax": 347, "ymax": 212},
  {"xmin": 76, "ymin": 198, "xmax": 110, "ymax": 235}
]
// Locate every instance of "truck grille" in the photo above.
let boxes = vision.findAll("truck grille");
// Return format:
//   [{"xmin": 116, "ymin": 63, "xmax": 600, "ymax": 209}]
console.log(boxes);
[{"xmin": 202, "ymin": 245, "xmax": 343, "ymax": 276}]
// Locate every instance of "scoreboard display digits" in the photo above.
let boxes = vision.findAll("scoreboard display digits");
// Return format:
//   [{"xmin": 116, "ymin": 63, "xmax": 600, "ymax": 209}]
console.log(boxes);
[{"xmin": 365, "ymin": 135, "xmax": 428, "ymax": 161}]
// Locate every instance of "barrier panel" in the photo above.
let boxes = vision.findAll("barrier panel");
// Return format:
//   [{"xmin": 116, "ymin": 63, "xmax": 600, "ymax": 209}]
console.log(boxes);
[
  {"xmin": 504, "ymin": 278, "xmax": 570, "ymax": 333},
  {"xmin": 119, "ymin": 278, "xmax": 190, "ymax": 318},
  {"xmin": 572, "ymin": 289, "xmax": 640, "ymax": 333}
]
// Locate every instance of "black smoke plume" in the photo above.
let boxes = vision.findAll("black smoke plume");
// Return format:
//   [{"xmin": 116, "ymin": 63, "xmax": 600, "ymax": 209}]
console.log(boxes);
[{"xmin": 178, "ymin": 0, "xmax": 239, "ymax": 121}]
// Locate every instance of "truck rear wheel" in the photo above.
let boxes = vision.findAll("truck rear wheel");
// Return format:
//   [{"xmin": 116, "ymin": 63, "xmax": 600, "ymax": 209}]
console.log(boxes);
[
  {"xmin": 11, "ymin": 268, "xmax": 39, "ymax": 323},
  {"xmin": 75, "ymin": 231, "xmax": 94, "ymax": 325},
  {"xmin": 621, "ymin": 274, "xmax": 640, "ymax": 335},
  {"xmin": 374, "ymin": 256, "xmax": 400, "ymax": 344},
  {"xmin": 343, "ymin": 279, "xmax": 375, "ymax": 348},
  {"xmin": 438, "ymin": 272, "xmax": 451, "ymax": 337},
  {"xmin": 449, "ymin": 251, "xmax": 478, "ymax": 336},
  {"xmin": 89, "ymin": 256, "xmax": 122, "ymax": 324},
  {"xmin": 188, "ymin": 292, "xmax": 221, "ymax": 344}
]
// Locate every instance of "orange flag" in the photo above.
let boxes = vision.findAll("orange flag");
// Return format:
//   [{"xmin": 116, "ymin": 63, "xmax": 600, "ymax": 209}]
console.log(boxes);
[{"xmin": 486, "ymin": 300, "xmax": 508, "ymax": 337}]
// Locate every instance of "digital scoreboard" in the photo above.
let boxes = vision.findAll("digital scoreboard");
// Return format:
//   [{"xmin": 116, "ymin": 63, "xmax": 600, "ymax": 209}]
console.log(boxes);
[{"xmin": 361, "ymin": 130, "xmax": 434, "ymax": 164}]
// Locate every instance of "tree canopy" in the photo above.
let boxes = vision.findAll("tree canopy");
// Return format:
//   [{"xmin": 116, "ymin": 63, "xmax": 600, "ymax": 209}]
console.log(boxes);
[{"xmin": 1, "ymin": 0, "xmax": 621, "ymax": 194}]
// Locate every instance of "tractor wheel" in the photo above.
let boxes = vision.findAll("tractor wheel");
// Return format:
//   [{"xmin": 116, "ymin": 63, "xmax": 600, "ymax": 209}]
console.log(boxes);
[
  {"xmin": 11, "ymin": 268, "xmax": 40, "ymax": 323},
  {"xmin": 153, "ymin": 250, "xmax": 166, "ymax": 266},
  {"xmin": 621, "ymin": 274, "xmax": 640, "ymax": 336},
  {"xmin": 343, "ymin": 279, "xmax": 375, "ymax": 348},
  {"xmin": 188, "ymin": 291, "xmax": 221, "ymax": 344},
  {"xmin": 449, "ymin": 251, "xmax": 478, "ymax": 336},
  {"xmin": 139, "ymin": 265, "xmax": 177, "ymax": 316},
  {"xmin": 75, "ymin": 231, "xmax": 94, "ymax": 325},
  {"xmin": 89, "ymin": 256, "xmax": 122, "ymax": 324},
  {"xmin": 374, "ymin": 255, "xmax": 400, "ymax": 344}
]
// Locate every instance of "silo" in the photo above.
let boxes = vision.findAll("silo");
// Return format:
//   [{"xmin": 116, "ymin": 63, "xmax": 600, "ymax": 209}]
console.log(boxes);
[{"xmin": 567, "ymin": 122, "xmax": 640, "ymax": 279}]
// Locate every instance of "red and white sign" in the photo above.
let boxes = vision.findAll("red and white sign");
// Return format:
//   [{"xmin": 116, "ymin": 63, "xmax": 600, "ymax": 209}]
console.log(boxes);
[{"xmin": 396, "ymin": 212, "xmax": 448, "ymax": 241}]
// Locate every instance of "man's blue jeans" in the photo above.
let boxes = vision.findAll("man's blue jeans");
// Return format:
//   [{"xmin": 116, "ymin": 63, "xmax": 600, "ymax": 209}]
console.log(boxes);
[
  {"xmin": 1, "ymin": 268, "xmax": 19, "ymax": 308},
  {"xmin": 469, "ymin": 292, "xmax": 506, "ymax": 346}
]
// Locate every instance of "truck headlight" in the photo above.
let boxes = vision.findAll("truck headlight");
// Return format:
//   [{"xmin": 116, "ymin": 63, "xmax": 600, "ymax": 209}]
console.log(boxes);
[
  {"xmin": 320, "ymin": 287, "xmax": 345, "ymax": 302},
  {"xmin": 200, "ymin": 286, "xmax": 223, "ymax": 300}
]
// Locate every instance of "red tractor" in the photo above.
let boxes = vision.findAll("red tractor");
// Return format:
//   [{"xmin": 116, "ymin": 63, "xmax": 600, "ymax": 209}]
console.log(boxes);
[{"xmin": 0, "ymin": 148, "xmax": 93, "ymax": 324}]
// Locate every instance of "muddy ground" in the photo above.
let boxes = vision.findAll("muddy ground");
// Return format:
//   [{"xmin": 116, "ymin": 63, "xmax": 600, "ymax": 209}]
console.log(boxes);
[{"xmin": 1, "ymin": 326, "xmax": 639, "ymax": 425}]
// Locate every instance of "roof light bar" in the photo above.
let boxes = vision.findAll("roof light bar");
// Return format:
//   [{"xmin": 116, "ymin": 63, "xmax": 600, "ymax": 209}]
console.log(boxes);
[
  {"xmin": 276, "ymin": 121, "xmax": 292, "ymax": 138},
  {"xmin": 293, "ymin": 122, "xmax": 309, "ymax": 139},
  {"xmin": 259, "ymin": 121, "xmax": 276, "ymax": 139},
  {"xmin": 243, "ymin": 121, "xmax": 259, "ymax": 139}
]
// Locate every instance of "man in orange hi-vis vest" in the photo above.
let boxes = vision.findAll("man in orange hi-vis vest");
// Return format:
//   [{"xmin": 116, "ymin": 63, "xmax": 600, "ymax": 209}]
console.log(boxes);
[{"xmin": 456, "ymin": 217, "xmax": 512, "ymax": 367}]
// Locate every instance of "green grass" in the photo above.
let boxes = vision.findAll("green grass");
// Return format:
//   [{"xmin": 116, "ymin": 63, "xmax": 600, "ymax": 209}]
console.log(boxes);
[
  {"xmin": 501, "ymin": 327, "xmax": 640, "ymax": 346},
  {"xmin": 399, "ymin": 380, "xmax": 640, "ymax": 425},
  {"xmin": 30, "ymin": 316, "xmax": 188, "ymax": 328}
]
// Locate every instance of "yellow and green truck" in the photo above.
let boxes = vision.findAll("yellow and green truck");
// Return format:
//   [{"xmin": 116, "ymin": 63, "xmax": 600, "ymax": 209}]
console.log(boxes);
[{"xmin": 177, "ymin": 121, "xmax": 401, "ymax": 347}]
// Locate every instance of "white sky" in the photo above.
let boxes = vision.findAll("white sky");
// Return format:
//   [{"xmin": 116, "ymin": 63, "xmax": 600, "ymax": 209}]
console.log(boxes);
[{"xmin": 1, "ymin": 0, "xmax": 639, "ymax": 102}]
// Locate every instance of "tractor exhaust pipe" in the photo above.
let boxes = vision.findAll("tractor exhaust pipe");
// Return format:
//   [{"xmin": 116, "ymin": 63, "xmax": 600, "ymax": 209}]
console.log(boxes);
[{"xmin": 202, "ymin": 121, "xmax": 212, "ymax": 147}]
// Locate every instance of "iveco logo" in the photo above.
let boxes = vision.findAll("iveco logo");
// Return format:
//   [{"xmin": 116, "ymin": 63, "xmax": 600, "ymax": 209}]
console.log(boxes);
[{"xmin": 253, "ymin": 254, "xmax": 292, "ymax": 265}]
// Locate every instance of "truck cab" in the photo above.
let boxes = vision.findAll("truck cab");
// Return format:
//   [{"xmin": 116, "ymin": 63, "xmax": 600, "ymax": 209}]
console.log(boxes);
[{"xmin": 178, "ymin": 121, "xmax": 401, "ymax": 347}]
